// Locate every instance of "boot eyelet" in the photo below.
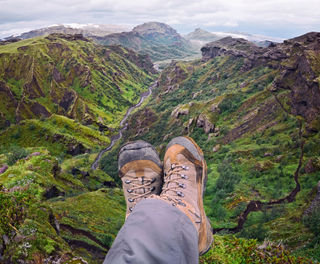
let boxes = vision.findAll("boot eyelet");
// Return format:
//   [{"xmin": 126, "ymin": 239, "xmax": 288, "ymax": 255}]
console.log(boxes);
[
  {"xmin": 178, "ymin": 183, "xmax": 186, "ymax": 189},
  {"xmin": 125, "ymin": 179, "xmax": 131, "ymax": 184},
  {"xmin": 177, "ymin": 191, "xmax": 184, "ymax": 197},
  {"xmin": 181, "ymin": 174, "xmax": 188, "ymax": 179},
  {"xmin": 127, "ymin": 189, "xmax": 133, "ymax": 193},
  {"xmin": 151, "ymin": 178, "xmax": 156, "ymax": 183},
  {"xmin": 150, "ymin": 186, "xmax": 155, "ymax": 191},
  {"xmin": 172, "ymin": 203, "xmax": 176, "ymax": 206},
  {"xmin": 129, "ymin": 207, "xmax": 133, "ymax": 212},
  {"xmin": 178, "ymin": 201, "xmax": 186, "ymax": 207},
  {"xmin": 128, "ymin": 198, "xmax": 134, "ymax": 202}
]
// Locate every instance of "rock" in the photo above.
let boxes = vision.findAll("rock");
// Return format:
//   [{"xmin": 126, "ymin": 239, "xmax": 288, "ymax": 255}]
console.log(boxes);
[
  {"xmin": 53, "ymin": 67, "xmax": 65, "ymax": 83},
  {"xmin": 197, "ymin": 114, "xmax": 215, "ymax": 134},
  {"xmin": 0, "ymin": 165, "xmax": 8, "ymax": 174},
  {"xmin": 44, "ymin": 186, "xmax": 65, "ymax": 199},
  {"xmin": 185, "ymin": 118, "xmax": 195, "ymax": 134},
  {"xmin": 2, "ymin": 235, "xmax": 9, "ymax": 246},
  {"xmin": 305, "ymin": 158, "xmax": 320, "ymax": 174},
  {"xmin": 255, "ymin": 161, "xmax": 274, "ymax": 171},
  {"xmin": 66, "ymin": 143, "xmax": 87, "ymax": 156},
  {"xmin": 13, "ymin": 234, "xmax": 26, "ymax": 243},
  {"xmin": 212, "ymin": 144, "xmax": 221, "ymax": 152},
  {"xmin": 264, "ymin": 152, "xmax": 272, "ymax": 157},
  {"xmin": 71, "ymin": 167, "xmax": 89, "ymax": 177},
  {"xmin": 210, "ymin": 103, "xmax": 220, "ymax": 113},
  {"xmin": 59, "ymin": 90, "xmax": 76, "ymax": 112},
  {"xmin": 98, "ymin": 123, "xmax": 109, "ymax": 132},
  {"xmin": 171, "ymin": 106, "xmax": 189, "ymax": 118},
  {"xmin": 52, "ymin": 161, "xmax": 61, "ymax": 177},
  {"xmin": 192, "ymin": 91, "xmax": 202, "ymax": 99},
  {"xmin": 25, "ymin": 152, "xmax": 41, "ymax": 160},
  {"xmin": 240, "ymin": 82, "xmax": 248, "ymax": 88},
  {"xmin": 103, "ymin": 181, "xmax": 117, "ymax": 188}
]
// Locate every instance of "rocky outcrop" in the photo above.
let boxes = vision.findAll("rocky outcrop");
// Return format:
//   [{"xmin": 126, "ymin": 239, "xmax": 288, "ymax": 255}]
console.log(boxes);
[
  {"xmin": 0, "ymin": 165, "xmax": 8, "ymax": 174},
  {"xmin": 272, "ymin": 33, "xmax": 320, "ymax": 123},
  {"xmin": 46, "ymin": 33, "xmax": 90, "ymax": 42},
  {"xmin": 171, "ymin": 105, "xmax": 189, "ymax": 118},
  {"xmin": 66, "ymin": 142, "xmax": 88, "ymax": 156},
  {"xmin": 196, "ymin": 114, "xmax": 215, "ymax": 134},
  {"xmin": 201, "ymin": 36, "xmax": 287, "ymax": 70},
  {"xmin": 44, "ymin": 186, "xmax": 65, "ymax": 199},
  {"xmin": 304, "ymin": 158, "xmax": 320, "ymax": 174},
  {"xmin": 202, "ymin": 33, "xmax": 320, "ymax": 124}
]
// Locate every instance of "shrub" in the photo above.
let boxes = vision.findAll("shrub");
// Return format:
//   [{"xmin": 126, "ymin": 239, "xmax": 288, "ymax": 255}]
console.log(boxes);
[
  {"xmin": 303, "ymin": 207, "xmax": 320, "ymax": 246},
  {"xmin": 7, "ymin": 146, "xmax": 30, "ymax": 166},
  {"xmin": 11, "ymin": 128, "xmax": 21, "ymax": 139}
]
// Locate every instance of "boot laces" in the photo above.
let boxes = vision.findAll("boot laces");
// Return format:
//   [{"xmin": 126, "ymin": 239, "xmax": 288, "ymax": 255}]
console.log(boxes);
[
  {"xmin": 125, "ymin": 177, "xmax": 156, "ymax": 211},
  {"xmin": 161, "ymin": 163, "xmax": 201, "ymax": 221},
  {"xmin": 161, "ymin": 164, "xmax": 189, "ymax": 206}
]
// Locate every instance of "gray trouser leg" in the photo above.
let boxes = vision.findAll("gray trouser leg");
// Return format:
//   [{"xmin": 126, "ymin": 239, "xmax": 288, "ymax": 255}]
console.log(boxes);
[{"xmin": 103, "ymin": 198, "xmax": 199, "ymax": 264}]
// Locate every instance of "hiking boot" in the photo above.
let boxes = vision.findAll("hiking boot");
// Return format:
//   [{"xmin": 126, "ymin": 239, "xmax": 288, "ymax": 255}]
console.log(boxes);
[
  {"xmin": 118, "ymin": 140, "xmax": 162, "ymax": 218},
  {"xmin": 159, "ymin": 136, "xmax": 213, "ymax": 255}
]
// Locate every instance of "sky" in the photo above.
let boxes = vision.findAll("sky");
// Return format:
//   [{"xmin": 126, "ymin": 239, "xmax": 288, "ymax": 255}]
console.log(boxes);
[{"xmin": 0, "ymin": 0, "xmax": 319, "ymax": 39}]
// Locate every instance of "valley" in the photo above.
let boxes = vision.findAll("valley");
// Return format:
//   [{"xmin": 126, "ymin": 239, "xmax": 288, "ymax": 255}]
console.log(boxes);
[{"xmin": 0, "ymin": 24, "xmax": 319, "ymax": 264}]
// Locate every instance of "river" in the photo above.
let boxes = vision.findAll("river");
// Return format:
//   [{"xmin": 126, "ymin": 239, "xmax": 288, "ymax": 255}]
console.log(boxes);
[{"xmin": 91, "ymin": 82, "xmax": 156, "ymax": 169}]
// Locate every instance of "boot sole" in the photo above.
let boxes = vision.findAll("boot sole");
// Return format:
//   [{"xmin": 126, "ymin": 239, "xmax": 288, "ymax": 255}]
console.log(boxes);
[{"xmin": 183, "ymin": 136, "xmax": 213, "ymax": 255}]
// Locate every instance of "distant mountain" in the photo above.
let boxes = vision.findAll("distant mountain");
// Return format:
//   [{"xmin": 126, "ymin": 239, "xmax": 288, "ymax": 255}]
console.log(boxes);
[
  {"xmin": 4, "ymin": 24, "xmax": 129, "ymax": 40},
  {"xmin": 185, "ymin": 28, "xmax": 221, "ymax": 42},
  {"xmin": 185, "ymin": 28, "xmax": 283, "ymax": 49},
  {"xmin": 92, "ymin": 22, "xmax": 199, "ymax": 62}
]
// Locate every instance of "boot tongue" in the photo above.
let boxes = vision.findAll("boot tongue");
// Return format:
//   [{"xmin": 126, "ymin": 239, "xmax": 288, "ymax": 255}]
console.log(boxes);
[{"xmin": 136, "ymin": 177, "xmax": 146, "ymax": 194}]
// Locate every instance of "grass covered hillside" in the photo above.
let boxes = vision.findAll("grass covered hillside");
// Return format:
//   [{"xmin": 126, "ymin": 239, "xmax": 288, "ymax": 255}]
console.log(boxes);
[
  {"xmin": 0, "ymin": 34, "xmax": 156, "ymax": 263},
  {"xmin": 101, "ymin": 32, "xmax": 320, "ymax": 262}
]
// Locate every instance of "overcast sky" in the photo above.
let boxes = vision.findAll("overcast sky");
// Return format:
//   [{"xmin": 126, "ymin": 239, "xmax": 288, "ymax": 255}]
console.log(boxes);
[{"xmin": 0, "ymin": 0, "xmax": 319, "ymax": 39}]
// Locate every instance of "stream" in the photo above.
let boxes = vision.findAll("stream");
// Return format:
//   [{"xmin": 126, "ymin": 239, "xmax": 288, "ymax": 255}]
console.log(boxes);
[{"xmin": 91, "ymin": 82, "xmax": 156, "ymax": 170}]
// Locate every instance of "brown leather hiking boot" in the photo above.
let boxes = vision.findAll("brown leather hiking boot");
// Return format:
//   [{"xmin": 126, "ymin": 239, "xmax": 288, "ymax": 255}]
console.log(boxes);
[
  {"xmin": 159, "ymin": 136, "xmax": 213, "ymax": 255},
  {"xmin": 118, "ymin": 140, "xmax": 163, "ymax": 218}
]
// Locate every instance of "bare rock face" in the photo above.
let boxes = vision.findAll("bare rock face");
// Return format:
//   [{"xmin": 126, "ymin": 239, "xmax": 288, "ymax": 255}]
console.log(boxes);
[
  {"xmin": 53, "ymin": 67, "xmax": 65, "ymax": 83},
  {"xmin": 0, "ymin": 165, "xmax": 8, "ymax": 174},
  {"xmin": 200, "ymin": 37, "xmax": 283, "ymax": 70},
  {"xmin": 46, "ymin": 33, "xmax": 90, "ymax": 42},
  {"xmin": 59, "ymin": 91, "xmax": 76, "ymax": 112},
  {"xmin": 305, "ymin": 158, "xmax": 320, "ymax": 174},
  {"xmin": 66, "ymin": 142, "xmax": 87, "ymax": 156},
  {"xmin": 171, "ymin": 106, "xmax": 189, "ymax": 118},
  {"xmin": 196, "ymin": 114, "xmax": 215, "ymax": 134},
  {"xmin": 272, "ymin": 33, "xmax": 320, "ymax": 123},
  {"xmin": 212, "ymin": 144, "xmax": 221, "ymax": 152}
]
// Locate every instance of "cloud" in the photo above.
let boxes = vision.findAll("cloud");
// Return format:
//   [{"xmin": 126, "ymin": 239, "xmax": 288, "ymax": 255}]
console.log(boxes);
[{"xmin": 0, "ymin": 0, "xmax": 320, "ymax": 39}]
